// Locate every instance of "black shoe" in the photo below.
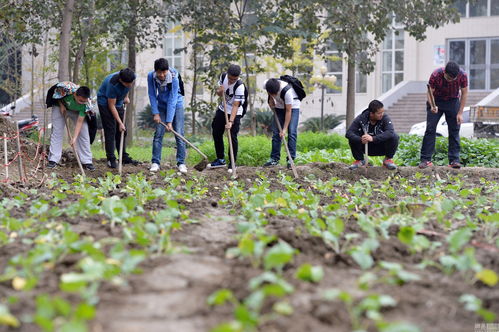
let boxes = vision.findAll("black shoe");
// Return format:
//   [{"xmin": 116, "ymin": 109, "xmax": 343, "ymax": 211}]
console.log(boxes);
[
  {"xmin": 207, "ymin": 159, "xmax": 226, "ymax": 168},
  {"xmin": 83, "ymin": 163, "xmax": 96, "ymax": 171},
  {"xmin": 123, "ymin": 157, "xmax": 140, "ymax": 166},
  {"xmin": 107, "ymin": 159, "xmax": 117, "ymax": 168},
  {"xmin": 263, "ymin": 159, "xmax": 279, "ymax": 167},
  {"xmin": 47, "ymin": 161, "xmax": 57, "ymax": 169}
]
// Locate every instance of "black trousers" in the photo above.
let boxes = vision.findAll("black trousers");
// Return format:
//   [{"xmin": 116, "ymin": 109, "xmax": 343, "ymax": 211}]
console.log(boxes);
[
  {"xmin": 348, "ymin": 135, "xmax": 399, "ymax": 161},
  {"xmin": 211, "ymin": 109, "xmax": 241, "ymax": 162},
  {"xmin": 98, "ymin": 104, "xmax": 130, "ymax": 161}
]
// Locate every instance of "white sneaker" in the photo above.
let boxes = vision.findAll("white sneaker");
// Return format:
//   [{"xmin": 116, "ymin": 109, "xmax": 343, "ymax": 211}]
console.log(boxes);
[
  {"xmin": 150, "ymin": 163, "xmax": 160, "ymax": 172},
  {"xmin": 177, "ymin": 164, "xmax": 187, "ymax": 173}
]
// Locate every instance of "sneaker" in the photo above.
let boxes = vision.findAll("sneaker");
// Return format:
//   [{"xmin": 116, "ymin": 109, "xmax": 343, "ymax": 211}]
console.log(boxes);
[
  {"xmin": 207, "ymin": 159, "xmax": 226, "ymax": 168},
  {"xmin": 82, "ymin": 163, "xmax": 96, "ymax": 171},
  {"xmin": 47, "ymin": 161, "xmax": 57, "ymax": 169},
  {"xmin": 448, "ymin": 161, "xmax": 462, "ymax": 169},
  {"xmin": 150, "ymin": 163, "xmax": 160, "ymax": 172},
  {"xmin": 383, "ymin": 159, "xmax": 397, "ymax": 170},
  {"xmin": 418, "ymin": 160, "xmax": 433, "ymax": 169},
  {"xmin": 107, "ymin": 159, "xmax": 117, "ymax": 169},
  {"xmin": 177, "ymin": 164, "xmax": 188, "ymax": 173},
  {"xmin": 348, "ymin": 160, "xmax": 365, "ymax": 170},
  {"xmin": 263, "ymin": 159, "xmax": 279, "ymax": 167},
  {"xmin": 123, "ymin": 157, "xmax": 140, "ymax": 166}
]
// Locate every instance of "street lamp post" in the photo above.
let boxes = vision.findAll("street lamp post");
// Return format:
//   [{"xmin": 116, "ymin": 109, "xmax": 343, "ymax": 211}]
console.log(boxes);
[{"xmin": 313, "ymin": 66, "xmax": 337, "ymax": 132}]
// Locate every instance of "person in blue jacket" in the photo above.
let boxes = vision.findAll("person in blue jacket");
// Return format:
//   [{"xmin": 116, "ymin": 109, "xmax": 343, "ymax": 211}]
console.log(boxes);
[{"xmin": 148, "ymin": 58, "xmax": 186, "ymax": 173}]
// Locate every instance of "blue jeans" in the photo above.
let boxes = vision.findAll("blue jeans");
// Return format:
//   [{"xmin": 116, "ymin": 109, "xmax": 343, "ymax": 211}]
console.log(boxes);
[
  {"xmin": 152, "ymin": 106, "xmax": 186, "ymax": 165},
  {"xmin": 271, "ymin": 108, "xmax": 300, "ymax": 161},
  {"xmin": 420, "ymin": 98, "xmax": 460, "ymax": 163}
]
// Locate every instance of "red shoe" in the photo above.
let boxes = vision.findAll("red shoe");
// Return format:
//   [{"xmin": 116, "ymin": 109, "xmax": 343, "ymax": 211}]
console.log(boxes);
[
  {"xmin": 418, "ymin": 160, "xmax": 433, "ymax": 169},
  {"xmin": 448, "ymin": 161, "xmax": 462, "ymax": 169},
  {"xmin": 383, "ymin": 159, "xmax": 397, "ymax": 170},
  {"xmin": 348, "ymin": 160, "xmax": 365, "ymax": 170}
]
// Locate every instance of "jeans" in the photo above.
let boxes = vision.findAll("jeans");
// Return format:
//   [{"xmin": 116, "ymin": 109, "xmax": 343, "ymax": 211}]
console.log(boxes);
[
  {"xmin": 348, "ymin": 135, "xmax": 399, "ymax": 161},
  {"xmin": 270, "ymin": 108, "xmax": 300, "ymax": 161},
  {"xmin": 211, "ymin": 109, "xmax": 242, "ymax": 162},
  {"xmin": 420, "ymin": 98, "xmax": 461, "ymax": 163},
  {"xmin": 152, "ymin": 105, "xmax": 186, "ymax": 165},
  {"xmin": 98, "ymin": 104, "xmax": 130, "ymax": 161}
]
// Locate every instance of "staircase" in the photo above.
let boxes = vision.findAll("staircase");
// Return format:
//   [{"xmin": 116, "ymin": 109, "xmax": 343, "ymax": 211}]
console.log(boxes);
[{"xmin": 386, "ymin": 91, "xmax": 490, "ymax": 133}]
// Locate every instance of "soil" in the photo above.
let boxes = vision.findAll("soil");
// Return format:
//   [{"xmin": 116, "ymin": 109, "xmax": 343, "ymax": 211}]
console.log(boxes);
[{"xmin": 1, "ymin": 159, "xmax": 498, "ymax": 332}]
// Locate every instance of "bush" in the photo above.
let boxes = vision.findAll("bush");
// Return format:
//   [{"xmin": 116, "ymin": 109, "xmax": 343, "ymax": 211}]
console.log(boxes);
[
  {"xmin": 296, "ymin": 134, "xmax": 499, "ymax": 167},
  {"xmin": 397, "ymin": 134, "xmax": 499, "ymax": 167},
  {"xmin": 297, "ymin": 132, "xmax": 348, "ymax": 152},
  {"xmin": 137, "ymin": 105, "xmax": 155, "ymax": 130},
  {"xmin": 186, "ymin": 132, "xmax": 349, "ymax": 166},
  {"xmin": 301, "ymin": 114, "xmax": 345, "ymax": 132}
]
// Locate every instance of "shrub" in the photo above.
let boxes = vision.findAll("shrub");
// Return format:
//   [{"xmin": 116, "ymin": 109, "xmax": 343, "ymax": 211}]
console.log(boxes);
[{"xmin": 301, "ymin": 114, "xmax": 345, "ymax": 132}]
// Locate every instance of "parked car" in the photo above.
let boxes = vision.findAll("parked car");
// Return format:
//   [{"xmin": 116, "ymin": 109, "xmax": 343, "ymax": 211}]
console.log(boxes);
[{"xmin": 408, "ymin": 107, "xmax": 474, "ymax": 138}]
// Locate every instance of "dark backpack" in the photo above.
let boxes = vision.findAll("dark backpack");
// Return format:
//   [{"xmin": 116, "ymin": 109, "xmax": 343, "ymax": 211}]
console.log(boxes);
[
  {"xmin": 279, "ymin": 75, "xmax": 306, "ymax": 101},
  {"xmin": 178, "ymin": 73, "xmax": 185, "ymax": 96},
  {"xmin": 221, "ymin": 72, "xmax": 249, "ymax": 117},
  {"xmin": 165, "ymin": 72, "xmax": 185, "ymax": 96}
]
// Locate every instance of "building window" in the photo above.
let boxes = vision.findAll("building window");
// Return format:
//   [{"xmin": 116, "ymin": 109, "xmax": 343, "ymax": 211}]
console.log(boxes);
[
  {"xmin": 381, "ymin": 29, "xmax": 404, "ymax": 93},
  {"xmin": 325, "ymin": 41, "xmax": 342, "ymax": 94},
  {"xmin": 448, "ymin": 37, "xmax": 499, "ymax": 90},
  {"xmin": 470, "ymin": 0, "xmax": 488, "ymax": 16},
  {"xmin": 164, "ymin": 23, "xmax": 184, "ymax": 72},
  {"xmin": 453, "ymin": 0, "xmax": 499, "ymax": 17}
]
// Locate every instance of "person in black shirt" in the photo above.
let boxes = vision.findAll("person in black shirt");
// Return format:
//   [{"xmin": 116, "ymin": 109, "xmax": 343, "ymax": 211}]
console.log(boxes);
[{"xmin": 345, "ymin": 100, "xmax": 399, "ymax": 170}]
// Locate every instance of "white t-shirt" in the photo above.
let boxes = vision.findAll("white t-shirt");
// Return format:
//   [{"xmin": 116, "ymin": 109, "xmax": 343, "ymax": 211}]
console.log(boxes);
[
  {"xmin": 271, "ymin": 80, "xmax": 301, "ymax": 109},
  {"xmin": 218, "ymin": 74, "xmax": 246, "ymax": 116}
]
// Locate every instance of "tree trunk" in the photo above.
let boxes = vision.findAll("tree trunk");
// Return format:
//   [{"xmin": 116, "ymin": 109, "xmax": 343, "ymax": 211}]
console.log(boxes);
[
  {"xmin": 73, "ymin": 0, "xmax": 95, "ymax": 84},
  {"xmin": 242, "ymin": 48, "xmax": 256, "ymax": 136},
  {"xmin": 58, "ymin": 0, "xmax": 75, "ymax": 81},
  {"xmin": 126, "ymin": 0, "xmax": 138, "ymax": 146},
  {"xmin": 346, "ymin": 56, "xmax": 356, "ymax": 128}
]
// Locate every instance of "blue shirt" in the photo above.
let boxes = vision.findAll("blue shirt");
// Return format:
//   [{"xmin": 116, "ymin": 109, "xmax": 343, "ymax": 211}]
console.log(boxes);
[
  {"xmin": 97, "ymin": 72, "xmax": 130, "ymax": 107},
  {"xmin": 147, "ymin": 68, "xmax": 183, "ymax": 123}
]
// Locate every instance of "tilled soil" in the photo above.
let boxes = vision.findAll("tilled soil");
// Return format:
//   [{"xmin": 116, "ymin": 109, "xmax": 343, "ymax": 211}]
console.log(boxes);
[{"xmin": 1, "ymin": 160, "xmax": 498, "ymax": 332}]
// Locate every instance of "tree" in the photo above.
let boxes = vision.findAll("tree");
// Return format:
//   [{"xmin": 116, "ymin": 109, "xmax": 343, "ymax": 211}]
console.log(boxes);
[
  {"xmin": 102, "ymin": 0, "xmax": 170, "ymax": 145},
  {"xmin": 174, "ymin": 0, "xmax": 321, "ymax": 135},
  {"xmin": 58, "ymin": 0, "xmax": 75, "ymax": 81},
  {"xmin": 317, "ymin": 0, "xmax": 461, "ymax": 128}
]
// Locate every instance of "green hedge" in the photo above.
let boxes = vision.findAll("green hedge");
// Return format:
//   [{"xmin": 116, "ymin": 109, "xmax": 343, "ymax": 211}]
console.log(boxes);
[{"xmin": 92, "ymin": 132, "xmax": 498, "ymax": 168}]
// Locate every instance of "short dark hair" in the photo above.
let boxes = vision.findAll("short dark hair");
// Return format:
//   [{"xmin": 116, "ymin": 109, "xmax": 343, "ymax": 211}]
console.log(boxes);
[
  {"xmin": 368, "ymin": 100, "xmax": 384, "ymax": 113},
  {"xmin": 154, "ymin": 58, "xmax": 169, "ymax": 71},
  {"xmin": 227, "ymin": 64, "xmax": 241, "ymax": 77},
  {"xmin": 119, "ymin": 68, "xmax": 136, "ymax": 83},
  {"xmin": 265, "ymin": 78, "xmax": 280, "ymax": 95},
  {"xmin": 445, "ymin": 61, "xmax": 460, "ymax": 78},
  {"xmin": 75, "ymin": 86, "xmax": 90, "ymax": 99}
]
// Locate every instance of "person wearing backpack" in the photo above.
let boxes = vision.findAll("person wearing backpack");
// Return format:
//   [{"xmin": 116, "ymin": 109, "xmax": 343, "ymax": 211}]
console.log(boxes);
[
  {"xmin": 207, "ymin": 64, "xmax": 247, "ymax": 172},
  {"xmin": 148, "ymin": 58, "xmax": 187, "ymax": 173},
  {"xmin": 46, "ymin": 82, "xmax": 95, "ymax": 171},
  {"xmin": 263, "ymin": 76, "xmax": 305, "ymax": 168}
]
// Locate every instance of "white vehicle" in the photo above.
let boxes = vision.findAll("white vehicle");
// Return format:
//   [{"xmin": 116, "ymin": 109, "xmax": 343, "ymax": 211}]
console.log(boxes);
[{"xmin": 408, "ymin": 107, "xmax": 474, "ymax": 138}]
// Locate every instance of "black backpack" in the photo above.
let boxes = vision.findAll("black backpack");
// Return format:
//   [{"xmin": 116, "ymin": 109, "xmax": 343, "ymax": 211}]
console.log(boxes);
[
  {"xmin": 279, "ymin": 75, "xmax": 306, "ymax": 101},
  {"xmin": 178, "ymin": 73, "xmax": 185, "ymax": 96},
  {"xmin": 221, "ymin": 72, "xmax": 249, "ymax": 117}
]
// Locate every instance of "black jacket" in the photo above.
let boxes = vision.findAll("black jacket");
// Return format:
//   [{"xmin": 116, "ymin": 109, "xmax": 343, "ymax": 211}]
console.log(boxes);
[{"xmin": 345, "ymin": 109, "xmax": 396, "ymax": 143}]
